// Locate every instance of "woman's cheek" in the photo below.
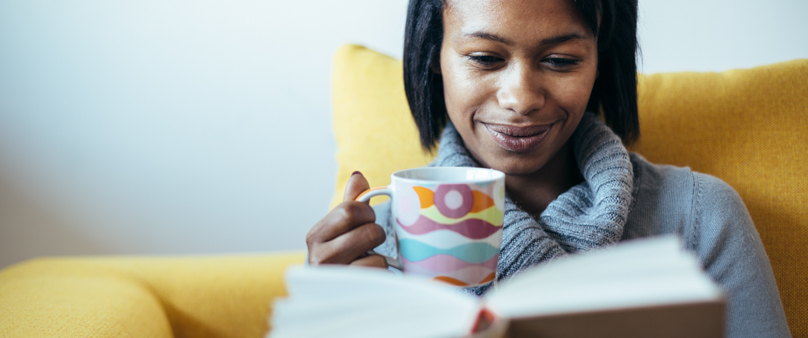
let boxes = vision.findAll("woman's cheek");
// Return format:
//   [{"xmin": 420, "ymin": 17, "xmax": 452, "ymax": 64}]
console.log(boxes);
[
  {"xmin": 445, "ymin": 73, "xmax": 484, "ymax": 123},
  {"xmin": 556, "ymin": 74, "xmax": 596, "ymax": 113}
]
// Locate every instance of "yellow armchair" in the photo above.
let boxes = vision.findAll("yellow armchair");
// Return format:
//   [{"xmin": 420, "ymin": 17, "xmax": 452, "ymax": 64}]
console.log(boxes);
[{"xmin": 1, "ymin": 45, "xmax": 805, "ymax": 337}]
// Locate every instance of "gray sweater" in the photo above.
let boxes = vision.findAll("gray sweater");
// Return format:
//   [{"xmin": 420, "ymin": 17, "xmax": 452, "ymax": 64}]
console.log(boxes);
[{"xmin": 372, "ymin": 113, "xmax": 791, "ymax": 337}]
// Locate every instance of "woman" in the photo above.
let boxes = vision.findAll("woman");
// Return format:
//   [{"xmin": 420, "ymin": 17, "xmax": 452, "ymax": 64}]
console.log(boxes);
[{"xmin": 306, "ymin": 0, "xmax": 790, "ymax": 336}]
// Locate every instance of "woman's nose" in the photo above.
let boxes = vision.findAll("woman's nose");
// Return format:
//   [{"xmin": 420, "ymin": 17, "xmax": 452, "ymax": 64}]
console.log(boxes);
[{"xmin": 496, "ymin": 64, "xmax": 545, "ymax": 115}]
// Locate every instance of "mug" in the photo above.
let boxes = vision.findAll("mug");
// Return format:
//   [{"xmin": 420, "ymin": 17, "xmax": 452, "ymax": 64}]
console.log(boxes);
[{"xmin": 357, "ymin": 167, "xmax": 505, "ymax": 287}]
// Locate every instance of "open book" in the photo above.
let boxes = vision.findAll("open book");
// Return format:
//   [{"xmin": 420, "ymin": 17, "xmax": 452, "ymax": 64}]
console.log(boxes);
[{"xmin": 268, "ymin": 236, "xmax": 725, "ymax": 338}]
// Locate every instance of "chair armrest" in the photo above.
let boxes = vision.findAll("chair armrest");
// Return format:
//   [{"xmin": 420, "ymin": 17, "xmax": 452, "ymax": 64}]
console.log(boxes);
[
  {"xmin": 0, "ymin": 258, "xmax": 173, "ymax": 337},
  {"xmin": 0, "ymin": 252, "xmax": 306, "ymax": 337}
]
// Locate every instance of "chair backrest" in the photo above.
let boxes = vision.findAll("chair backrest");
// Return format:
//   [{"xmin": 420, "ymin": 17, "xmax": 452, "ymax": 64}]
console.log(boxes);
[{"xmin": 330, "ymin": 44, "xmax": 808, "ymax": 336}]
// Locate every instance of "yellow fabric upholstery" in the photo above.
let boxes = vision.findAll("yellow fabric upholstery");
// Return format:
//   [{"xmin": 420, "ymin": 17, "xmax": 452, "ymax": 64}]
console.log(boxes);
[
  {"xmin": 330, "ymin": 44, "xmax": 807, "ymax": 336},
  {"xmin": 0, "ymin": 253, "xmax": 305, "ymax": 337},
  {"xmin": 632, "ymin": 63, "xmax": 808, "ymax": 336},
  {"xmin": 331, "ymin": 44, "xmax": 434, "ymax": 207}
]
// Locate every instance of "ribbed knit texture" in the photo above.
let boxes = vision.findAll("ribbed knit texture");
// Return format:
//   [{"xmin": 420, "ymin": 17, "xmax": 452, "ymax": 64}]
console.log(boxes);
[{"xmin": 429, "ymin": 113, "xmax": 635, "ymax": 295}]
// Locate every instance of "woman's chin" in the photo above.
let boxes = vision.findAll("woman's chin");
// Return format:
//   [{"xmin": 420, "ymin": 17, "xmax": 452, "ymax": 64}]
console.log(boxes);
[
  {"xmin": 487, "ymin": 159, "xmax": 551, "ymax": 177},
  {"xmin": 465, "ymin": 140, "xmax": 556, "ymax": 176}
]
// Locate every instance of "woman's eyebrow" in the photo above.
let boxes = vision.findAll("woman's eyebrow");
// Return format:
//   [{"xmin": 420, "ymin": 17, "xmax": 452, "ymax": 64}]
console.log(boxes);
[
  {"xmin": 463, "ymin": 31, "xmax": 586, "ymax": 46},
  {"xmin": 540, "ymin": 33, "xmax": 586, "ymax": 46},
  {"xmin": 464, "ymin": 31, "xmax": 512, "ymax": 45}
]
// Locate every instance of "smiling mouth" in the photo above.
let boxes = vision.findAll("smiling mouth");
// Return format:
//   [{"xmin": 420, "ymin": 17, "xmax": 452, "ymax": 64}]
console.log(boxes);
[{"xmin": 483, "ymin": 123, "xmax": 552, "ymax": 153}]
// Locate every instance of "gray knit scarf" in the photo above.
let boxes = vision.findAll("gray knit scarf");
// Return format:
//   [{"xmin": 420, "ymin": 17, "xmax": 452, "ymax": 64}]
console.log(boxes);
[{"xmin": 428, "ymin": 113, "xmax": 636, "ymax": 295}]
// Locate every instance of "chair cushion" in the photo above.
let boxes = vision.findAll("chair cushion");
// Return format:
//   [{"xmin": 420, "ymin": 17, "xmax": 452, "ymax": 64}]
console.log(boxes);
[
  {"xmin": 330, "ymin": 44, "xmax": 807, "ymax": 336},
  {"xmin": 330, "ymin": 45, "xmax": 435, "ymax": 207}
]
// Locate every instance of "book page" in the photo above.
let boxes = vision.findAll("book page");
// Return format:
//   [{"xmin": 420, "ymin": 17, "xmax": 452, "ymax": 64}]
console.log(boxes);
[
  {"xmin": 270, "ymin": 266, "xmax": 482, "ymax": 338},
  {"xmin": 484, "ymin": 236, "xmax": 723, "ymax": 319}
]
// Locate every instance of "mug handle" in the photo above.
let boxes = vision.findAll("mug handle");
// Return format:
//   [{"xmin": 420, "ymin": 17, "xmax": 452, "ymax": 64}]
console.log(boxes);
[{"xmin": 356, "ymin": 186, "xmax": 403, "ymax": 270}]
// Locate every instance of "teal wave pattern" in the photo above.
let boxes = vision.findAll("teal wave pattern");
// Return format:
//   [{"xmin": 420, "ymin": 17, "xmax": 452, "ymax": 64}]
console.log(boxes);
[{"xmin": 398, "ymin": 239, "xmax": 499, "ymax": 263}]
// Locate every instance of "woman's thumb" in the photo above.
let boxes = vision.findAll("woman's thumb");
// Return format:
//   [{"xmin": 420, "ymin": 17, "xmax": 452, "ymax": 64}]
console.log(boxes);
[{"xmin": 344, "ymin": 171, "xmax": 371, "ymax": 202}]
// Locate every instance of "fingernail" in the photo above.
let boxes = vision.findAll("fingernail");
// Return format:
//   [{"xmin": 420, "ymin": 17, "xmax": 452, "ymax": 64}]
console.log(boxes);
[{"xmin": 351, "ymin": 171, "xmax": 361, "ymax": 177}]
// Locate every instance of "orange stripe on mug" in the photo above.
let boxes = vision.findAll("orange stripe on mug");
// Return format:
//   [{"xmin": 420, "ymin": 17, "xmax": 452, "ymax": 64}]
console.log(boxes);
[
  {"xmin": 432, "ymin": 276, "xmax": 470, "ymax": 286},
  {"xmin": 412, "ymin": 186, "xmax": 434, "ymax": 209},
  {"xmin": 478, "ymin": 272, "xmax": 496, "ymax": 284},
  {"xmin": 469, "ymin": 191, "xmax": 496, "ymax": 213}
]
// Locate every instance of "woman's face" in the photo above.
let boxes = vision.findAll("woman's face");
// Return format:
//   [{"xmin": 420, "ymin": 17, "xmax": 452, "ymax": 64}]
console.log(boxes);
[{"xmin": 439, "ymin": 0, "xmax": 598, "ymax": 175}]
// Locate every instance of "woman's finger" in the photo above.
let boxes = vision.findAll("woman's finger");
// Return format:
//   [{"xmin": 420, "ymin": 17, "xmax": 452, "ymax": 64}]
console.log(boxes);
[
  {"xmin": 308, "ymin": 222, "xmax": 386, "ymax": 265},
  {"xmin": 349, "ymin": 254, "xmax": 388, "ymax": 269},
  {"xmin": 306, "ymin": 201, "xmax": 376, "ymax": 244},
  {"xmin": 344, "ymin": 171, "xmax": 371, "ymax": 203}
]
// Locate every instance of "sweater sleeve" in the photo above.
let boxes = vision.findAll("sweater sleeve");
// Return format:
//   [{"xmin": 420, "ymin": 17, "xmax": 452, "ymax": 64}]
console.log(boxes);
[{"xmin": 691, "ymin": 173, "xmax": 791, "ymax": 338}]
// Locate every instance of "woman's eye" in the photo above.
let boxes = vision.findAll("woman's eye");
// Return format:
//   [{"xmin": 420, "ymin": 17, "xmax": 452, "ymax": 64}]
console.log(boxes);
[
  {"xmin": 468, "ymin": 55, "xmax": 503, "ymax": 67},
  {"xmin": 544, "ymin": 57, "xmax": 580, "ymax": 69}
]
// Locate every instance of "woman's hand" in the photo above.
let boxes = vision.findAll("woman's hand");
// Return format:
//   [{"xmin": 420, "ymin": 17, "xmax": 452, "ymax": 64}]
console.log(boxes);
[{"xmin": 305, "ymin": 172, "xmax": 388, "ymax": 268}]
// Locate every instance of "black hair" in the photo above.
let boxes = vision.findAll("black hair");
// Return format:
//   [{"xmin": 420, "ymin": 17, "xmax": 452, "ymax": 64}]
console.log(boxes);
[{"xmin": 403, "ymin": 0, "xmax": 639, "ymax": 151}]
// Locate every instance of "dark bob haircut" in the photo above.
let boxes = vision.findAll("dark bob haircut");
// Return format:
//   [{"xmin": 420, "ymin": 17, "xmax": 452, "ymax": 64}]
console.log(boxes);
[{"xmin": 403, "ymin": 0, "xmax": 640, "ymax": 151}]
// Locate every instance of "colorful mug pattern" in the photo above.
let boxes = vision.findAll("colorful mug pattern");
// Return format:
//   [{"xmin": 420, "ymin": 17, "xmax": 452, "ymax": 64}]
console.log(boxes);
[
  {"xmin": 358, "ymin": 167, "xmax": 505, "ymax": 287},
  {"xmin": 396, "ymin": 181, "xmax": 504, "ymax": 286}
]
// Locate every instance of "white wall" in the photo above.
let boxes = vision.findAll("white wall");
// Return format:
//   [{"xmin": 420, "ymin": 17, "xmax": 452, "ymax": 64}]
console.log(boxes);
[
  {"xmin": 1, "ymin": 0, "xmax": 806, "ymax": 269},
  {"xmin": 638, "ymin": 0, "xmax": 808, "ymax": 73}
]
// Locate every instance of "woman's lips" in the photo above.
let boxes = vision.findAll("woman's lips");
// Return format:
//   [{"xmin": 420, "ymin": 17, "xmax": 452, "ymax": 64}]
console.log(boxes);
[{"xmin": 483, "ymin": 123, "xmax": 552, "ymax": 153}]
